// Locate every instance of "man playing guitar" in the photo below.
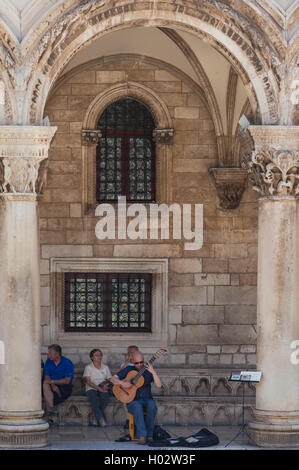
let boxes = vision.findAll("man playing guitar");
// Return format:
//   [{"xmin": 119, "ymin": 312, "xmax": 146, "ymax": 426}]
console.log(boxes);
[{"xmin": 110, "ymin": 350, "xmax": 162, "ymax": 445}]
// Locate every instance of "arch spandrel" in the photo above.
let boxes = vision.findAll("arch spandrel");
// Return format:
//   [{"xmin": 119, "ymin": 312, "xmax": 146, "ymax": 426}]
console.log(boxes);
[{"xmin": 22, "ymin": 1, "xmax": 282, "ymax": 127}]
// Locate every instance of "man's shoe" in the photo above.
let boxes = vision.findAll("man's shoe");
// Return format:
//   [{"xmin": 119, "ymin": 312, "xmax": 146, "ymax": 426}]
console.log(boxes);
[
  {"xmin": 99, "ymin": 418, "xmax": 107, "ymax": 427},
  {"xmin": 138, "ymin": 436, "xmax": 147, "ymax": 445},
  {"xmin": 47, "ymin": 407, "xmax": 58, "ymax": 415},
  {"xmin": 147, "ymin": 436, "xmax": 153, "ymax": 443}
]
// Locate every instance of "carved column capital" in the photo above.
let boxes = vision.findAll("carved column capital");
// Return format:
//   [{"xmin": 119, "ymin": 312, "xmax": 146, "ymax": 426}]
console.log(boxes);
[
  {"xmin": 152, "ymin": 128, "xmax": 174, "ymax": 144},
  {"xmin": 0, "ymin": 125, "xmax": 57, "ymax": 197},
  {"xmin": 209, "ymin": 167, "xmax": 248, "ymax": 209},
  {"xmin": 239, "ymin": 125, "xmax": 299, "ymax": 198},
  {"xmin": 81, "ymin": 129, "xmax": 102, "ymax": 145}
]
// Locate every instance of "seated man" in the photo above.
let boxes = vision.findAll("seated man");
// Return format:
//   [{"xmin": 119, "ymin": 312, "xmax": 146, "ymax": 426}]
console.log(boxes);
[
  {"xmin": 111, "ymin": 350, "xmax": 162, "ymax": 444},
  {"xmin": 120, "ymin": 345, "xmax": 139, "ymax": 370},
  {"xmin": 43, "ymin": 344, "xmax": 74, "ymax": 415}
]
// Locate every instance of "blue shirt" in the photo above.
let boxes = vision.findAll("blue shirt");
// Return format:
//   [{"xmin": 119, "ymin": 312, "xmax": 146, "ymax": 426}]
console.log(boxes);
[
  {"xmin": 44, "ymin": 356, "xmax": 74, "ymax": 385},
  {"xmin": 117, "ymin": 366, "xmax": 154, "ymax": 399}
]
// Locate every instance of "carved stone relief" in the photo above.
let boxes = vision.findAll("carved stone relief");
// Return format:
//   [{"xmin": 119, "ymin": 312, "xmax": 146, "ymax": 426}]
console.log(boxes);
[{"xmin": 0, "ymin": 126, "xmax": 57, "ymax": 196}]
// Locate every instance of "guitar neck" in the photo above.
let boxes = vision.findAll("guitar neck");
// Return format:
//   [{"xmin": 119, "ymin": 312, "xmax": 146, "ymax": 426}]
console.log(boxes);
[{"xmin": 134, "ymin": 355, "xmax": 157, "ymax": 381}]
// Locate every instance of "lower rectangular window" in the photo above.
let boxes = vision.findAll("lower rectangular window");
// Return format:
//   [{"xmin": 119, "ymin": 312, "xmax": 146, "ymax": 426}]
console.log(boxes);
[{"xmin": 64, "ymin": 272, "xmax": 152, "ymax": 332}]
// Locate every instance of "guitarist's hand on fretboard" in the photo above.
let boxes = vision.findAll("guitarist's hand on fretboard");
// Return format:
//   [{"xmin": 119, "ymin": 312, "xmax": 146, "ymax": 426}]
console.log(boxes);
[{"xmin": 145, "ymin": 361, "xmax": 154, "ymax": 374}]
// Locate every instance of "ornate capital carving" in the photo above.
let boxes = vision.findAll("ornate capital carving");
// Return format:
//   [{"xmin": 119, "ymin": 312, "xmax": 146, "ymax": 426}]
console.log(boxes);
[
  {"xmin": 0, "ymin": 126, "xmax": 57, "ymax": 196},
  {"xmin": 239, "ymin": 125, "xmax": 299, "ymax": 198},
  {"xmin": 152, "ymin": 129, "xmax": 174, "ymax": 144},
  {"xmin": 81, "ymin": 129, "xmax": 102, "ymax": 145},
  {"xmin": 209, "ymin": 167, "xmax": 248, "ymax": 209}
]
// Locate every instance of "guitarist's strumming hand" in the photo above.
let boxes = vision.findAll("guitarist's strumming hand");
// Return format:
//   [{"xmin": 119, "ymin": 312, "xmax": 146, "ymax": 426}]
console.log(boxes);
[
  {"xmin": 121, "ymin": 381, "xmax": 132, "ymax": 389},
  {"xmin": 109, "ymin": 375, "xmax": 132, "ymax": 389},
  {"xmin": 145, "ymin": 361, "xmax": 162, "ymax": 389}
]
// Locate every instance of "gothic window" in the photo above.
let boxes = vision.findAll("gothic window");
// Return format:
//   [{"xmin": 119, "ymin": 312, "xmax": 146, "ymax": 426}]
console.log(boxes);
[
  {"xmin": 96, "ymin": 98, "xmax": 156, "ymax": 202},
  {"xmin": 64, "ymin": 272, "xmax": 152, "ymax": 332}
]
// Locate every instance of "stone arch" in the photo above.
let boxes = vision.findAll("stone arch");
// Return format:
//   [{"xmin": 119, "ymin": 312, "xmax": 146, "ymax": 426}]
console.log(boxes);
[
  {"xmin": 82, "ymin": 80, "xmax": 173, "ymax": 131},
  {"xmin": 23, "ymin": 1, "xmax": 280, "ymax": 126},
  {"xmin": 0, "ymin": 21, "xmax": 18, "ymax": 123},
  {"xmin": 0, "ymin": 72, "xmax": 17, "ymax": 125},
  {"xmin": 288, "ymin": 39, "xmax": 299, "ymax": 125},
  {"xmin": 76, "ymin": 78, "xmax": 174, "ymax": 213}
]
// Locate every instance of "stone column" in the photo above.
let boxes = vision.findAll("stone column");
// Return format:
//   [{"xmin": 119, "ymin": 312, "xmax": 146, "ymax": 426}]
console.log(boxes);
[
  {"xmin": 241, "ymin": 125, "xmax": 299, "ymax": 447},
  {"xmin": 0, "ymin": 126, "xmax": 56, "ymax": 448}
]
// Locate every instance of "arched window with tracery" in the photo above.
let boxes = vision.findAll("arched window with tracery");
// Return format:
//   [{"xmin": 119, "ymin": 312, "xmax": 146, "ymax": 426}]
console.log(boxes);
[{"xmin": 96, "ymin": 98, "xmax": 156, "ymax": 202}]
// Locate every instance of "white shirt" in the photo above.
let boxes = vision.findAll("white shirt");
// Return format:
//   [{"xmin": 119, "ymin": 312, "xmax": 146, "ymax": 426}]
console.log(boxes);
[
  {"xmin": 120, "ymin": 361, "xmax": 134, "ymax": 369},
  {"xmin": 83, "ymin": 362, "xmax": 112, "ymax": 392}
]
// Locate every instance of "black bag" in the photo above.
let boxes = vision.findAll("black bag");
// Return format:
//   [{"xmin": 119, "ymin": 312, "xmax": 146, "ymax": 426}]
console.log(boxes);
[
  {"xmin": 149, "ymin": 428, "xmax": 219, "ymax": 448},
  {"xmin": 153, "ymin": 425, "xmax": 171, "ymax": 441}
]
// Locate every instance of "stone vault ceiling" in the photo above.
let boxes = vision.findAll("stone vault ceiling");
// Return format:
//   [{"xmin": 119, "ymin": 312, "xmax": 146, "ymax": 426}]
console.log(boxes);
[{"xmin": 60, "ymin": 26, "xmax": 248, "ymax": 136}]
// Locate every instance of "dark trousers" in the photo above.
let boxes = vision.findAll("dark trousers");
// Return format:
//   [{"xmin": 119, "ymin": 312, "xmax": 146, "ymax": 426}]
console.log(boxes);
[
  {"xmin": 127, "ymin": 398, "xmax": 157, "ymax": 438},
  {"xmin": 53, "ymin": 384, "xmax": 72, "ymax": 405},
  {"xmin": 86, "ymin": 389, "xmax": 109, "ymax": 421}
]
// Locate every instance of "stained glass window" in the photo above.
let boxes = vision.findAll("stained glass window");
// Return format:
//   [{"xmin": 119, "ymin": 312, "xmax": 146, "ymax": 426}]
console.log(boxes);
[
  {"xmin": 96, "ymin": 98, "xmax": 155, "ymax": 202},
  {"xmin": 64, "ymin": 272, "xmax": 152, "ymax": 332}
]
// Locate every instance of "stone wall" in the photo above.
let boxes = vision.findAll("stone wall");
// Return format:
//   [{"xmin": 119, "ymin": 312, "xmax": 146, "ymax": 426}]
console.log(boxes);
[{"xmin": 41, "ymin": 58, "xmax": 258, "ymax": 368}]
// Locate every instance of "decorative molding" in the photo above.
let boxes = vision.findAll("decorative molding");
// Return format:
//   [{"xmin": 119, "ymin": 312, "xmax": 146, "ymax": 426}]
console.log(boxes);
[
  {"xmin": 152, "ymin": 128, "xmax": 174, "ymax": 145},
  {"xmin": 226, "ymin": 66, "xmax": 238, "ymax": 141},
  {"xmin": 0, "ymin": 410, "xmax": 49, "ymax": 448},
  {"xmin": 81, "ymin": 129, "xmax": 102, "ymax": 146},
  {"xmin": 49, "ymin": 257, "xmax": 168, "ymax": 348},
  {"xmin": 243, "ymin": 149, "xmax": 299, "ymax": 197},
  {"xmin": 209, "ymin": 167, "xmax": 248, "ymax": 209},
  {"xmin": 0, "ymin": 125, "xmax": 56, "ymax": 195},
  {"xmin": 239, "ymin": 125, "xmax": 299, "ymax": 197}
]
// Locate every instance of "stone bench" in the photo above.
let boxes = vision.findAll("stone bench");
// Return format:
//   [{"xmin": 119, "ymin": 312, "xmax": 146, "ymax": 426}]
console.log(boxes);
[{"xmin": 47, "ymin": 368, "xmax": 256, "ymax": 426}]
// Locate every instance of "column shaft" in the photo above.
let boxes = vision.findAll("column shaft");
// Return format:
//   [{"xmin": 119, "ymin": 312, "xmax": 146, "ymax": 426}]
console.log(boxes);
[
  {"xmin": 240, "ymin": 125, "xmax": 299, "ymax": 447},
  {"xmin": 0, "ymin": 125, "xmax": 56, "ymax": 448}
]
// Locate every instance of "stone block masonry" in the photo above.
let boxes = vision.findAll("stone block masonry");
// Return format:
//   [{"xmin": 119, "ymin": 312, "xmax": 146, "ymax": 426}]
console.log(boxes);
[{"xmin": 42, "ymin": 58, "xmax": 257, "ymax": 368}]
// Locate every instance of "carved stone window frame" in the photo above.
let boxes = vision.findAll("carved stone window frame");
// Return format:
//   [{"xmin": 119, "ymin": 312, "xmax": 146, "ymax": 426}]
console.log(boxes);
[
  {"xmin": 82, "ymin": 82, "xmax": 174, "ymax": 215},
  {"xmin": 49, "ymin": 257, "xmax": 168, "ymax": 348}
]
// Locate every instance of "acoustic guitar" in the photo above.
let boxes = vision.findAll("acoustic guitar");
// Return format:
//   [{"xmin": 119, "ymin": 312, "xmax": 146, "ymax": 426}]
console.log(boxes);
[{"xmin": 99, "ymin": 348, "xmax": 166, "ymax": 404}]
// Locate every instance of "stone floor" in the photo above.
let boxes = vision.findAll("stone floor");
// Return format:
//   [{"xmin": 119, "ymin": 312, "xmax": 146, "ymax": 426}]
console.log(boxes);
[{"xmin": 37, "ymin": 425, "xmax": 264, "ymax": 450}]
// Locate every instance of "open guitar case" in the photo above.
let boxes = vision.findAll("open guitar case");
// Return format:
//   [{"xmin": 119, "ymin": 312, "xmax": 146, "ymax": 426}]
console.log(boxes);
[
  {"xmin": 148, "ymin": 428, "xmax": 219, "ymax": 447},
  {"xmin": 116, "ymin": 426, "xmax": 219, "ymax": 447},
  {"xmin": 148, "ymin": 427, "xmax": 219, "ymax": 447}
]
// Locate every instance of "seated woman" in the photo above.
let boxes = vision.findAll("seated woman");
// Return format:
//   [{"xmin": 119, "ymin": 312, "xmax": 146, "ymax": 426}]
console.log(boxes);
[{"xmin": 83, "ymin": 349, "xmax": 111, "ymax": 427}]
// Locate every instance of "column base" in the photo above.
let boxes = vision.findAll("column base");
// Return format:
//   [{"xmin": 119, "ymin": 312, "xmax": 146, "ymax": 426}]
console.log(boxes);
[
  {"xmin": 0, "ymin": 410, "xmax": 49, "ymax": 448},
  {"xmin": 248, "ymin": 409, "xmax": 299, "ymax": 448}
]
